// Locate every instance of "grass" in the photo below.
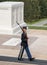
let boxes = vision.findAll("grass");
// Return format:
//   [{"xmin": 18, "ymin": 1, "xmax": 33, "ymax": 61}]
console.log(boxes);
[
  {"xmin": 28, "ymin": 26, "xmax": 47, "ymax": 30},
  {"xmin": 26, "ymin": 20, "xmax": 40, "ymax": 25},
  {"xmin": 26, "ymin": 18, "xmax": 47, "ymax": 25},
  {"xmin": 26, "ymin": 18, "xmax": 47, "ymax": 30},
  {"xmin": 44, "ymin": 24, "xmax": 47, "ymax": 26}
]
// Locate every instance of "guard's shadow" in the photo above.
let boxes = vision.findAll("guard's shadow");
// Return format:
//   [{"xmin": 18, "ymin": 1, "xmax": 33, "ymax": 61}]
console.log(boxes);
[{"xmin": 0, "ymin": 56, "xmax": 47, "ymax": 65}]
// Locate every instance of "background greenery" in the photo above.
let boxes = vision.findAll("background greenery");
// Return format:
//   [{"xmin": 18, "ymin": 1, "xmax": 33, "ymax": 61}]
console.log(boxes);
[{"xmin": 0, "ymin": 0, "xmax": 47, "ymax": 23}]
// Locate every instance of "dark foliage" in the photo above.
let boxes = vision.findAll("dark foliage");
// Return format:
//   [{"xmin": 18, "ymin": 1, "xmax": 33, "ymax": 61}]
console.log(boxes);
[{"xmin": 0, "ymin": 0, "xmax": 47, "ymax": 22}]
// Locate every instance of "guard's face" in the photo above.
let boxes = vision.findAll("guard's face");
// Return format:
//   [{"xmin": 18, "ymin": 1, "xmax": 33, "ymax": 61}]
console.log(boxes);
[{"xmin": 23, "ymin": 28, "xmax": 26, "ymax": 32}]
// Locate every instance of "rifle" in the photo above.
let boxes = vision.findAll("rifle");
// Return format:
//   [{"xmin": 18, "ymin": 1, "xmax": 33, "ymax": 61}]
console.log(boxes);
[{"xmin": 16, "ymin": 21, "xmax": 23, "ymax": 31}]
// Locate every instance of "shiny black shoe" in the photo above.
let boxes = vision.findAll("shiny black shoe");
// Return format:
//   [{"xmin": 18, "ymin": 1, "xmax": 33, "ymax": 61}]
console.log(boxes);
[
  {"xmin": 18, "ymin": 58, "xmax": 21, "ymax": 60},
  {"xmin": 18, "ymin": 58, "xmax": 23, "ymax": 61},
  {"xmin": 29, "ymin": 58, "xmax": 35, "ymax": 61}
]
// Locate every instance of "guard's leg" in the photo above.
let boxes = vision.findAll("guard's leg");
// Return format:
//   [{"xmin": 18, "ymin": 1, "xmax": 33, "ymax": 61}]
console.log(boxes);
[
  {"xmin": 25, "ymin": 46, "xmax": 32, "ymax": 59},
  {"xmin": 18, "ymin": 46, "xmax": 24, "ymax": 60},
  {"xmin": 25, "ymin": 46, "xmax": 35, "ymax": 61}
]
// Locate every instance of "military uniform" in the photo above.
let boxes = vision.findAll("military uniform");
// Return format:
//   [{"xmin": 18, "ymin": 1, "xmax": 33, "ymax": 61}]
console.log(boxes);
[{"xmin": 18, "ymin": 31, "xmax": 32, "ymax": 60}]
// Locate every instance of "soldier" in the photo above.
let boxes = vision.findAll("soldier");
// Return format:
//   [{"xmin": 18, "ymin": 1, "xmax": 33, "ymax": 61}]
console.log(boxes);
[{"xmin": 17, "ymin": 22, "xmax": 34, "ymax": 61}]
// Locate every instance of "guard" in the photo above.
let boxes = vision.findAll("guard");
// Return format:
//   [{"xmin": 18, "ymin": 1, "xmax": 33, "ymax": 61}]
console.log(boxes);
[{"xmin": 17, "ymin": 24, "xmax": 34, "ymax": 61}]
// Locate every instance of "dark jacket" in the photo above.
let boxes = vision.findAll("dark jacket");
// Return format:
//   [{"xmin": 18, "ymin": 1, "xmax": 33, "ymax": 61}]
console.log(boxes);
[{"xmin": 21, "ymin": 32, "xmax": 28, "ymax": 48}]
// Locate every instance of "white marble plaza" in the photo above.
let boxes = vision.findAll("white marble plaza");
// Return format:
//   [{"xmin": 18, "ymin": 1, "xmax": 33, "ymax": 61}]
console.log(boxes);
[{"xmin": 2, "ymin": 38, "xmax": 21, "ymax": 46}]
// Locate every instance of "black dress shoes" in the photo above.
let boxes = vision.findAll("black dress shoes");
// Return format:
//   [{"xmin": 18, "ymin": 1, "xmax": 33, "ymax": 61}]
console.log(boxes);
[{"xmin": 29, "ymin": 58, "xmax": 35, "ymax": 61}]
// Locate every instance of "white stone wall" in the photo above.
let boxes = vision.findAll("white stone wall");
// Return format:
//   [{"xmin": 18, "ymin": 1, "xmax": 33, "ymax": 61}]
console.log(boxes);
[{"xmin": 0, "ymin": 2, "xmax": 27, "ymax": 34}]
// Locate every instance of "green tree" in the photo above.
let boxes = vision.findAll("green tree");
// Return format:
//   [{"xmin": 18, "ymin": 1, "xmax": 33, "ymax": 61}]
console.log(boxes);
[
  {"xmin": 0, "ymin": 0, "xmax": 47, "ymax": 22},
  {"xmin": 39, "ymin": 0, "xmax": 47, "ymax": 18}
]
